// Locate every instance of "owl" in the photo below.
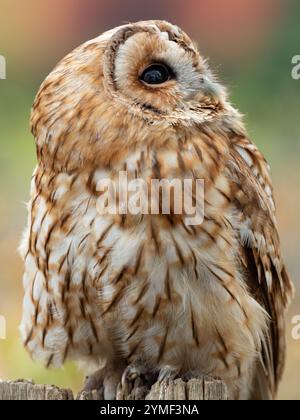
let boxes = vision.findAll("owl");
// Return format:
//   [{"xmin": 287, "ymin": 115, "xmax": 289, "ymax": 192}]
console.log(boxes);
[{"xmin": 19, "ymin": 20, "xmax": 293, "ymax": 400}]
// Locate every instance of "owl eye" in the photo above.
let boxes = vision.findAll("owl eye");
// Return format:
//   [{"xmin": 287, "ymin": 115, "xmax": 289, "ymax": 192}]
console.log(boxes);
[{"xmin": 140, "ymin": 63, "xmax": 173, "ymax": 85}]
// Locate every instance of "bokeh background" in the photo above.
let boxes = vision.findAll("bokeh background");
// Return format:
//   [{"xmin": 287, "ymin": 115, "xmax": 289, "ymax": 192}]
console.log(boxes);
[{"xmin": 0, "ymin": 0, "xmax": 299, "ymax": 399}]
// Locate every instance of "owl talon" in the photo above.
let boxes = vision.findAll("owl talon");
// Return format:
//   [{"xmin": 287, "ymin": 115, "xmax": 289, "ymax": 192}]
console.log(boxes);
[
  {"xmin": 82, "ymin": 363, "xmax": 124, "ymax": 400},
  {"xmin": 118, "ymin": 363, "xmax": 153, "ymax": 400},
  {"xmin": 158, "ymin": 366, "xmax": 180, "ymax": 384},
  {"xmin": 121, "ymin": 365, "xmax": 141, "ymax": 393}
]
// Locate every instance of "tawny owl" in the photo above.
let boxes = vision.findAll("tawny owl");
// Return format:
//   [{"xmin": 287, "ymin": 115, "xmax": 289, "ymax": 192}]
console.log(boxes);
[{"xmin": 19, "ymin": 20, "xmax": 293, "ymax": 400}]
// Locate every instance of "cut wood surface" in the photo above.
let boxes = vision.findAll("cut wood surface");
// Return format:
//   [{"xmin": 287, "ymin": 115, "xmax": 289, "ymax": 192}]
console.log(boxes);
[{"xmin": 0, "ymin": 377, "xmax": 228, "ymax": 400}]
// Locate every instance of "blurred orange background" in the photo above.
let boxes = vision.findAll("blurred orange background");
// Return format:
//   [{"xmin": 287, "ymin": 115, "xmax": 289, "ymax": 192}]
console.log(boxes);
[{"xmin": 0, "ymin": 0, "xmax": 299, "ymax": 399}]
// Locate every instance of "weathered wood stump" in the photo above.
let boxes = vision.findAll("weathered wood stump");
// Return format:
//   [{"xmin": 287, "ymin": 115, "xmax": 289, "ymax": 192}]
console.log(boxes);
[{"xmin": 0, "ymin": 377, "xmax": 228, "ymax": 400}]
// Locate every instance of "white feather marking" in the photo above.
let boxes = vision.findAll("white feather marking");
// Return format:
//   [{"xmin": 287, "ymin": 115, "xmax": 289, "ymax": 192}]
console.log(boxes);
[
  {"xmin": 265, "ymin": 271, "xmax": 273, "ymax": 292},
  {"xmin": 235, "ymin": 146, "xmax": 254, "ymax": 167}
]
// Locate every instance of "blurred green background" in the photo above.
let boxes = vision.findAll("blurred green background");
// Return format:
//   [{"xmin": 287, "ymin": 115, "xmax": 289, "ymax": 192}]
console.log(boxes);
[{"xmin": 0, "ymin": 0, "xmax": 299, "ymax": 399}]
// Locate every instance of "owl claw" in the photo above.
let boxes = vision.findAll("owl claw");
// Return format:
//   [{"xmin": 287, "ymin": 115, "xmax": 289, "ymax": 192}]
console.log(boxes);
[
  {"xmin": 118, "ymin": 362, "xmax": 155, "ymax": 400},
  {"xmin": 158, "ymin": 366, "xmax": 180, "ymax": 383},
  {"xmin": 121, "ymin": 365, "xmax": 142, "ymax": 394},
  {"xmin": 82, "ymin": 363, "xmax": 124, "ymax": 400}
]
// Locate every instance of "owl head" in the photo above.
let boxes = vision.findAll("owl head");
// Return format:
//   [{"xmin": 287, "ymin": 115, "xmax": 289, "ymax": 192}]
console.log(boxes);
[
  {"xmin": 102, "ymin": 20, "xmax": 227, "ymax": 114},
  {"xmin": 31, "ymin": 21, "xmax": 240, "ymax": 171}
]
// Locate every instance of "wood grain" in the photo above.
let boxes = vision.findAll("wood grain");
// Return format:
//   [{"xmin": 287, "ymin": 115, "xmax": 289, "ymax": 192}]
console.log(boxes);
[{"xmin": 0, "ymin": 377, "xmax": 227, "ymax": 400}]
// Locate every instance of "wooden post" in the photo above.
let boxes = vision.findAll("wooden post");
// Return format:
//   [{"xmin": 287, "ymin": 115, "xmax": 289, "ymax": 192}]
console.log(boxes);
[{"xmin": 0, "ymin": 377, "xmax": 228, "ymax": 400}]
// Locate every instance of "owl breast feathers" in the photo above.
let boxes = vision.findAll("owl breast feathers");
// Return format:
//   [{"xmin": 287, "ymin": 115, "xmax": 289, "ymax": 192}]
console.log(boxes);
[{"xmin": 19, "ymin": 20, "xmax": 293, "ymax": 400}]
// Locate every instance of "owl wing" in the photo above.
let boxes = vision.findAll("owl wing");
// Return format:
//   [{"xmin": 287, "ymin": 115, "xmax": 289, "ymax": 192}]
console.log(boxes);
[{"xmin": 228, "ymin": 135, "xmax": 293, "ymax": 399}]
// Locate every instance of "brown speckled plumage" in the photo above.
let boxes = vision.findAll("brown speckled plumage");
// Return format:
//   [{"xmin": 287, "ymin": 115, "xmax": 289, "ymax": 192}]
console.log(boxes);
[{"xmin": 19, "ymin": 20, "xmax": 293, "ymax": 400}]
